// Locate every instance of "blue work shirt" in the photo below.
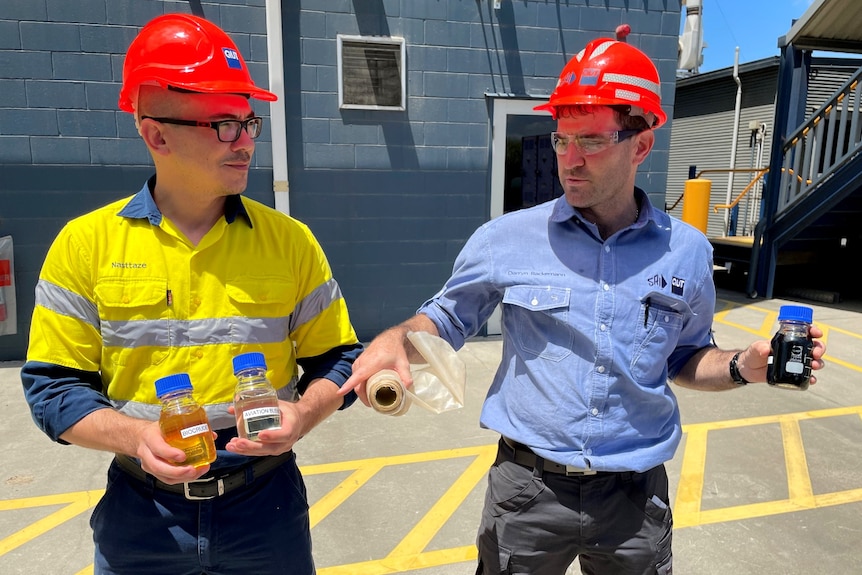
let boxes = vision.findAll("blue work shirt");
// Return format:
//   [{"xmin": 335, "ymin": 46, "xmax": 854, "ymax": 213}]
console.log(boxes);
[{"xmin": 418, "ymin": 189, "xmax": 715, "ymax": 473}]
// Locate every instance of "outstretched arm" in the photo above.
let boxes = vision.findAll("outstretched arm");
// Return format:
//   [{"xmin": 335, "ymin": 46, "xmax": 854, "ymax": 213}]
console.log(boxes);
[
  {"xmin": 338, "ymin": 314, "xmax": 440, "ymax": 406},
  {"xmin": 673, "ymin": 325, "xmax": 826, "ymax": 390}
]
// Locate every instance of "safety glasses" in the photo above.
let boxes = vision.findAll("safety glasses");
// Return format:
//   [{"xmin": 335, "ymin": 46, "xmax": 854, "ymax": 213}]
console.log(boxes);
[
  {"xmin": 550, "ymin": 129, "xmax": 641, "ymax": 156},
  {"xmin": 141, "ymin": 116, "xmax": 264, "ymax": 142}
]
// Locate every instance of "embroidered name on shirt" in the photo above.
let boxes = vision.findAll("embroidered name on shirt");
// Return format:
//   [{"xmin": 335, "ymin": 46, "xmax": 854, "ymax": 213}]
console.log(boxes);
[
  {"xmin": 507, "ymin": 270, "xmax": 566, "ymax": 277},
  {"xmin": 672, "ymin": 276, "xmax": 685, "ymax": 296},
  {"xmin": 111, "ymin": 262, "xmax": 147, "ymax": 269}
]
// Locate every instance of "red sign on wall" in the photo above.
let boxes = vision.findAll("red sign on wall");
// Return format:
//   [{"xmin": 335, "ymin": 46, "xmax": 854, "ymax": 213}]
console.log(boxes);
[{"xmin": 0, "ymin": 260, "xmax": 10, "ymax": 287}]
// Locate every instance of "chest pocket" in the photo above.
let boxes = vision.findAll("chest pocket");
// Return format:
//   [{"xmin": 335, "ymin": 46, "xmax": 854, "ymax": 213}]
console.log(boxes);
[
  {"xmin": 94, "ymin": 278, "xmax": 170, "ymax": 367},
  {"xmin": 631, "ymin": 292, "xmax": 687, "ymax": 384},
  {"xmin": 503, "ymin": 285, "xmax": 573, "ymax": 362},
  {"xmin": 225, "ymin": 277, "xmax": 294, "ymax": 353}
]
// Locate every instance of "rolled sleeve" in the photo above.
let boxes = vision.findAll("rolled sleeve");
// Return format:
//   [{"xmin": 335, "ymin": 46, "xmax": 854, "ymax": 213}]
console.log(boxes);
[
  {"xmin": 21, "ymin": 361, "xmax": 113, "ymax": 443},
  {"xmin": 296, "ymin": 343, "xmax": 363, "ymax": 409}
]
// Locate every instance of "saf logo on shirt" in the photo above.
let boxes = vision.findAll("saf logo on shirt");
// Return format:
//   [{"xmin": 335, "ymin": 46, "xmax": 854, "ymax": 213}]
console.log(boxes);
[{"xmin": 647, "ymin": 274, "xmax": 667, "ymax": 288}]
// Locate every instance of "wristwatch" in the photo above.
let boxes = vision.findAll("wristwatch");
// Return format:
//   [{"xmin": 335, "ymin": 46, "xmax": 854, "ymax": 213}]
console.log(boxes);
[{"xmin": 729, "ymin": 352, "xmax": 749, "ymax": 385}]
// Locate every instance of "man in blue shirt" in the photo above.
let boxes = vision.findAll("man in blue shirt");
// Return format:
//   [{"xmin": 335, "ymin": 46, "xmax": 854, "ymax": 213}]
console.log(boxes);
[{"xmin": 341, "ymin": 38, "xmax": 826, "ymax": 574}]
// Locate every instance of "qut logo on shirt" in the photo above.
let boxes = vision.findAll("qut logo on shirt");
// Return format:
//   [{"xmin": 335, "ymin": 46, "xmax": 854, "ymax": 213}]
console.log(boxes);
[
  {"xmin": 222, "ymin": 48, "xmax": 243, "ymax": 70},
  {"xmin": 671, "ymin": 276, "xmax": 685, "ymax": 296}
]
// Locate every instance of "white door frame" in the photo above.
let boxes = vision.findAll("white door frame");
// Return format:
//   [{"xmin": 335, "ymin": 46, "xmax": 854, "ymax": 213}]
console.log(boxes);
[{"xmin": 486, "ymin": 98, "xmax": 551, "ymax": 335}]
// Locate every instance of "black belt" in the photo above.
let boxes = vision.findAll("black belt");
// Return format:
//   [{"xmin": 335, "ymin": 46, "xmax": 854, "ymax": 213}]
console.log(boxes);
[
  {"xmin": 500, "ymin": 436, "xmax": 598, "ymax": 476},
  {"xmin": 114, "ymin": 452, "xmax": 292, "ymax": 501}
]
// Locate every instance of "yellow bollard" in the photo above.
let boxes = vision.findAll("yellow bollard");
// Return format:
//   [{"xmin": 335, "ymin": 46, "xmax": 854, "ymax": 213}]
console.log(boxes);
[{"xmin": 681, "ymin": 178, "xmax": 711, "ymax": 234}]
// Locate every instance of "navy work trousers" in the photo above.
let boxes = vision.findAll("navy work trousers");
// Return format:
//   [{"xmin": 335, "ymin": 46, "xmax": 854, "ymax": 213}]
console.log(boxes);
[
  {"xmin": 90, "ymin": 454, "xmax": 314, "ymax": 575},
  {"xmin": 476, "ymin": 439, "xmax": 673, "ymax": 575}
]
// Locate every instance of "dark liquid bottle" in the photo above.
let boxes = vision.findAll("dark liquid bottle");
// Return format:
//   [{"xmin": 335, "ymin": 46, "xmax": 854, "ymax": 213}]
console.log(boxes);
[{"xmin": 766, "ymin": 305, "xmax": 813, "ymax": 390}]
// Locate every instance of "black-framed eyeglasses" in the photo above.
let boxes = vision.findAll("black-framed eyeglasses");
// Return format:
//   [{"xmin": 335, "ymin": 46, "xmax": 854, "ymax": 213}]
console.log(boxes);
[
  {"xmin": 550, "ymin": 129, "xmax": 641, "ymax": 156},
  {"xmin": 140, "ymin": 116, "xmax": 264, "ymax": 142}
]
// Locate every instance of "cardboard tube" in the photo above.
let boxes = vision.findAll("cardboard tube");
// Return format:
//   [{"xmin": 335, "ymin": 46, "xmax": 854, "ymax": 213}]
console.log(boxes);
[{"xmin": 367, "ymin": 369, "xmax": 411, "ymax": 416}]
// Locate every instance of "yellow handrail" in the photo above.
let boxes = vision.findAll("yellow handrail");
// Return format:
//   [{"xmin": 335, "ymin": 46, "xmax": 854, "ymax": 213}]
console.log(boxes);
[
  {"xmin": 667, "ymin": 167, "xmax": 814, "ymax": 214},
  {"xmin": 712, "ymin": 167, "xmax": 811, "ymax": 213},
  {"xmin": 712, "ymin": 168, "xmax": 769, "ymax": 212},
  {"xmin": 666, "ymin": 168, "xmax": 768, "ymax": 212}
]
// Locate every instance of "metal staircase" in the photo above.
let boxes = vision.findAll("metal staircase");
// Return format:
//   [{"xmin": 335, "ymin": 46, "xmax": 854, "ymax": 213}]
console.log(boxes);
[{"xmin": 747, "ymin": 48, "xmax": 862, "ymax": 300}]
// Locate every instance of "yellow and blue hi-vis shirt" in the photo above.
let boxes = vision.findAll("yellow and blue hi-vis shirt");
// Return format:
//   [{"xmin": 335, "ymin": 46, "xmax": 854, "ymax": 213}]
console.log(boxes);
[{"xmin": 23, "ymin": 178, "xmax": 361, "ymax": 455}]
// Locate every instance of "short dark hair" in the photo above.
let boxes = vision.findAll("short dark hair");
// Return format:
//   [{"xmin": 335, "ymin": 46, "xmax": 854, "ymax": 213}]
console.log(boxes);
[{"xmin": 556, "ymin": 104, "xmax": 650, "ymax": 132}]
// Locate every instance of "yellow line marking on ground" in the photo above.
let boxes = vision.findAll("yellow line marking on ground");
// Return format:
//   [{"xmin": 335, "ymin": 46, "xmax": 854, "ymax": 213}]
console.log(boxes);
[
  {"xmin": 309, "ymin": 463, "xmax": 385, "ymax": 528},
  {"xmin": 713, "ymin": 299, "xmax": 777, "ymax": 338},
  {"xmin": 314, "ymin": 445, "xmax": 496, "ymax": 575},
  {"xmin": 712, "ymin": 298, "xmax": 862, "ymax": 371},
  {"xmin": 674, "ymin": 427, "xmax": 708, "ymax": 520},
  {"xmin": 317, "ymin": 546, "xmax": 477, "ymax": 575},
  {"xmin": 674, "ymin": 405, "xmax": 862, "ymax": 528},
  {"xmin": 780, "ymin": 416, "xmax": 814, "ymax": 505},
  {"xmin": 387, "ymin": 445, "xmax": 495, "ymax": 556},
  {"xmin": 5, "ymin": 406, "xmax": 862, "ymax": 573},
  {"xmin": 808, "ymin": 323, "xmax": 862, "ymax": 373},
  {"xmin": 0, "ymin": 490, "xmax": 104, "ymax": 556}
]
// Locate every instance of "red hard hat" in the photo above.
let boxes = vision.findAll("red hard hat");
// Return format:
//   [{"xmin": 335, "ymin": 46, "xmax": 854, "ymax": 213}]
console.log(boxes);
[
  {"xmin": 118, "ymin": 13, "xmax": 277, "ymax": 113},
  {"xmin": 534, "ymin": 38, "xmax": 666, "ymax": 128}
]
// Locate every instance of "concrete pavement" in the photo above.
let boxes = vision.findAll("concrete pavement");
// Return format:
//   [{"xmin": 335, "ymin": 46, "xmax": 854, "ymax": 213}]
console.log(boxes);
[{"xmin": 2, "ymin": 287, "xmax": 861, "ymax": 574}]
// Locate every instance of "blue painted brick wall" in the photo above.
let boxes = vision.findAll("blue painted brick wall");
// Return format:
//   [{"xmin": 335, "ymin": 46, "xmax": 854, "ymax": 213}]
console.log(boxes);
[
  {"xmin": 0, "ymin": 0, "xmax": 682, "ymax": 358},
  {"xmin": 281, "ymin": 1, "xmax": 680, "ymax": 339},
  {"xmin": 0, "ymin": 0, "xmax": 274, "ymax": 168},
  {"xmin": 0, "ymin": 0, "xmax": 278, "ymax": 360}
]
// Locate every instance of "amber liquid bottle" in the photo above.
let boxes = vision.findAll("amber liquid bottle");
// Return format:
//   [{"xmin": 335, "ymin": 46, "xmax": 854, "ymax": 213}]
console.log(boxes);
[{"xmin": 155, "ymin": 373, "xmax": 217, "ymax": 467}]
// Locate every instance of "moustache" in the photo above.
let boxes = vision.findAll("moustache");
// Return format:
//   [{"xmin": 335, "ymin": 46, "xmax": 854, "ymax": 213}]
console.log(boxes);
[{"xmin": 226, "ymin": 152, "xmax": 252, "ymax": 164}]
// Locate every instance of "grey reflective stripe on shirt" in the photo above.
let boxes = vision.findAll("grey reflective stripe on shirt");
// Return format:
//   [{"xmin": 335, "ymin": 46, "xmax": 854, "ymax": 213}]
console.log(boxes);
[
  {"xmin": 289, "ymin": 278, "xmax": 343, "ymax": 334},
  {"xmin": 35, "ymin": 280, "xmax": 100, "ymax": 330},
  {"xmin": 38, "ymin": 277, "xmax": 343, "ymax": 348},
  {"xmin": 115, "ymin": 377, "xmax": 299, "ymax": 430},
  {"xmin": 101, "ymin": 316, "xmax": 290, "ymax": 349}
]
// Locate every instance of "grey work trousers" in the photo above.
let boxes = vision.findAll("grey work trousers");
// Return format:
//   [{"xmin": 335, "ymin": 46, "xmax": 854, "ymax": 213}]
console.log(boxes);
[{"xmin": 475, "ymin": 438, "xmax": 673, "ymax": 575}]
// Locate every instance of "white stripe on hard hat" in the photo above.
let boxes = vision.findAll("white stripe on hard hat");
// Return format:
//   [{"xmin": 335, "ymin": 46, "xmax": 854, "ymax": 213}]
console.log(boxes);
[
  {"xmin": 603, "ymin": 72, "xmax": 661, "ymax": 98},
  {"xmin": 614, "ymin": 88, "xmax": 642, "ymax": 103},
  {"xmin": 590, "ymin": 40, "xmax": 616, "ymax": 58}
]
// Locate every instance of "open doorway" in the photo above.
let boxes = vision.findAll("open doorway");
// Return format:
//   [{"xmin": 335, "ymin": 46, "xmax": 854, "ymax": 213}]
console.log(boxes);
[{"xmin": 487, "ymin": 99, "xmax": 558, "ymax": 334}]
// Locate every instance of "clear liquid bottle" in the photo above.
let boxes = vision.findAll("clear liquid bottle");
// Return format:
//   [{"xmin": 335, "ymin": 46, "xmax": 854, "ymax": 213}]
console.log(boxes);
[
  {"xmin": 767, "ymin": 305, "xmax": 814, "ymax": 391},
  {"xmin": 154, "ymin": 373, "xmax": 216, "ymax": 467},
  {"xmin": 232, "ymin": 352, "xmax": 282, "ymax": 440}
]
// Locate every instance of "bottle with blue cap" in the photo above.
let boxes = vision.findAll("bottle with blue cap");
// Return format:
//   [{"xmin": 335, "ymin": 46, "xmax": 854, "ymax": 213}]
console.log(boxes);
[
  {"xmin": 232, "ymin": 352, "xmax": 282, "ymax": 440},
  {"xmin": 154, "ymin": 373, "xmax": 216, "ymax": 467},
  {"xmin": 767, "ymin": 305, "xmax": 814, "ymax": 390}
]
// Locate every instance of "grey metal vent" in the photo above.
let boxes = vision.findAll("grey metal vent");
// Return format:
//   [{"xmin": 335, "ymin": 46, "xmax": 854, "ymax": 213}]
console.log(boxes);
[{"xmin": 337, "ymin": 35, "xmax": 405, "ymax": 111}]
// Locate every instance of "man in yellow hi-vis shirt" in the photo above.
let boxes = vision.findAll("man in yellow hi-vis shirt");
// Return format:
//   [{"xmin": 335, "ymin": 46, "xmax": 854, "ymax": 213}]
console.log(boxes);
[{"xmin": 21, "ymin": 14, "xmax": 361, "ymax": 575}]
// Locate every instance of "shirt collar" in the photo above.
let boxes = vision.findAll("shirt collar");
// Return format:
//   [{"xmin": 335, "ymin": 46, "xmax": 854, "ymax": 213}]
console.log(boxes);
[{"xmin": 117, "ymin": 175, "xmax": 253, "ymax": 227}]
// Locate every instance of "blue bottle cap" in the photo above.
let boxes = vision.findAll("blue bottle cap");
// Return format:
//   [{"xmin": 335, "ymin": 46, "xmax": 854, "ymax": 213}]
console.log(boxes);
[
  {"xmin": 232, "ymin": 351, "xmax": 267, "ymax": 374},
  {"xmin": 778, "ymin": 305, "xmax": 813, "ymax": 324},
  {"xmin": 154, "ymin": 373, "xmax": 193, "ymax": 398}
]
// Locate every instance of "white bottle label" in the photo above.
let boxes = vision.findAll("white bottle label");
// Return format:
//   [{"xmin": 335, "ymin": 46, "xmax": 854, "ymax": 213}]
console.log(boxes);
[
  {"xmin": 181, "ymin": 423, "xmax": 210, "ymax": 439},
  {"xmin": 244, "ymin": 406, "xmax": 281, "ymax": 419}
]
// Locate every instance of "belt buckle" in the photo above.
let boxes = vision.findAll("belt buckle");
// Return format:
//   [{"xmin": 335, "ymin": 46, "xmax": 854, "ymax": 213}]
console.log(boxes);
[
  {"xmin": 182, "ymin": 476, "xmax": 225, "ymax": 501},
  {"xmin": 565, "ymin": 465, "xmax": 597, "ymax": 477}
]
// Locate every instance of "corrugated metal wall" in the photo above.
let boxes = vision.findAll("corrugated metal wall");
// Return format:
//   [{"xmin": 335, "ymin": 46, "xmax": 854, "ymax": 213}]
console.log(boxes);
[{"xmin": 667, "ymin": 60, "xmax": 858, "ymax": 240}]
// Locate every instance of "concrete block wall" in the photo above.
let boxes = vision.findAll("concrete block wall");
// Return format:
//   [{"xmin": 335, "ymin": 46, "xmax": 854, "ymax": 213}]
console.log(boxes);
[
  {"xmin": 0, "ymin": 0, "xmax": 275, "ymax": 360},
  {"xmin": 0, "ymin": 0, "xmax": 682, "ymax": 358},
  {"xmin": 282, "ymin": 1, "xmax": 682, "ymax": 338}
]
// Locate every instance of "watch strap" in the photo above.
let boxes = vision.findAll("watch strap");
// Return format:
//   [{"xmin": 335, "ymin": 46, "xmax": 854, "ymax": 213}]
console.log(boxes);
[{"xmin": 729, "ymin": 351, "xmax": 749, "ymax": 385}]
